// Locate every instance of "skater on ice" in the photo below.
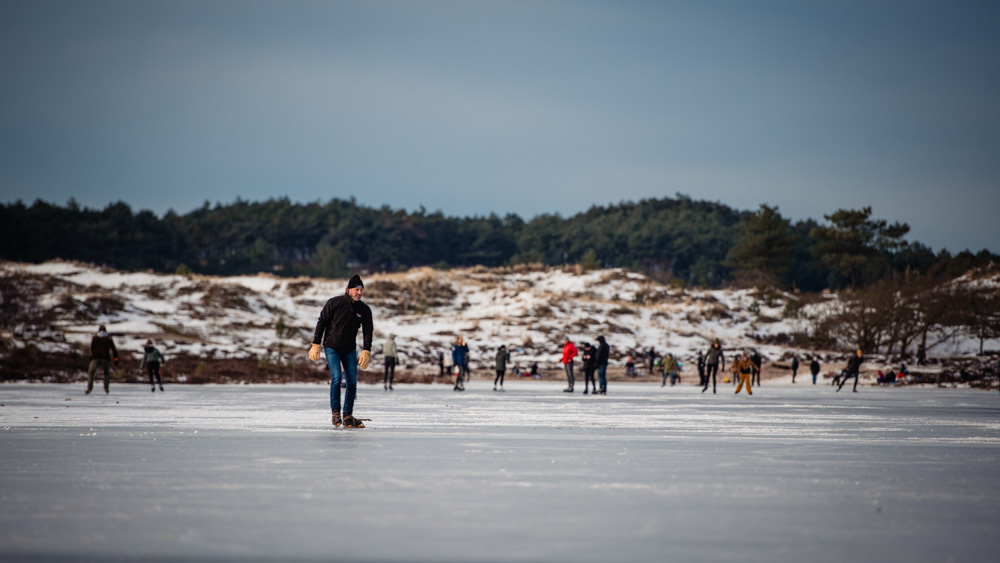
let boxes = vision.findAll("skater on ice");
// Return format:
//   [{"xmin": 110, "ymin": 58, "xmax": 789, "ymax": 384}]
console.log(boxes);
[
  {"xmin": 561, "ymin": 337, "xmax": 578, "ymax": 392},
  {"xmin": 702, "ymin": 340, "xmax": 725, "ymax": 394},
  {"xmin": 140, "ymin": 338, "xmax": 166, "ymax": 392},
  {"xmin": 382, "ymin": 334, "xmax": 397, "ymax": 391},
  {"xmin": 494, "ymin": 344, "xmax": 509, "ymax": 391},
  {"xmin": 581, "ymin": 342, "xmax": 597, "ymax": 395},
  {"xmin": 309, "ymin": 274, "xmax": 373, "ymax": 428},
  {"xmin": 86, "ymin": 324, "xmax": 119, "ymax": 395},
  {"xmin": 595, "ymin": 335, "xmax": 609, "ymax": 395},
  {"xmin": 733, "ymin": 350, "xmax": 754, "ymax": 396},
  {"xmin": 452, "ymin": 337, "xmax": 467, "ymax": 391},
  {"xmin": 661, "ymin": 353, "xmax": 680, "ymax": 387},
  {"xmin": 837, "ymin": 349, "xmax": 864, "ymax": 393},
  {"xmin": 750, "ymin": 350, "xmax": 763, "ymax": 387}
]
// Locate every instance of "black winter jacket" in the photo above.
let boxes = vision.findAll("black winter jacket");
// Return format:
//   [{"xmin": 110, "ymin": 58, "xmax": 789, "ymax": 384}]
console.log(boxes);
[
  {"xmin": 312, "ymin": 294, "xmax": 373, "ymax": 354},
  {"xmin": 90, "ymin": 333, "xmax": 118, "ymax": 362},
  {"xmin": 596, "ymin": 339, "xmax": 610, "ymax": 367}
]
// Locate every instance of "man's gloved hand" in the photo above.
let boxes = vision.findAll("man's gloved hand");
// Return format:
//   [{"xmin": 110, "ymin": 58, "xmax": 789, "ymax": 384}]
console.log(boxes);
[
  {"xmin": 358, "ymin": 350, "xmax": 371, "ymax": 370},
  {"xmin": 309, "ymin": 343, "xmax": 322, "ymax": 362},
  {"xmin": 113, "ymin": 358, "xmax": 120, "ymax": 368}
]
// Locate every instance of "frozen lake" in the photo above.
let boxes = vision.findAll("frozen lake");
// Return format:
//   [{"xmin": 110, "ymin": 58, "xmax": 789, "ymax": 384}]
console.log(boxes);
[{"xmin": 2, "ymin": 381, "xmax": 998, "ymax": 562}]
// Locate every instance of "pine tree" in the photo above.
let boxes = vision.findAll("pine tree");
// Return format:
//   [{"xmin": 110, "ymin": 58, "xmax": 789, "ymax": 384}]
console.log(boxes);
[
  {"xmin": 723, "ymin": 204, "xmax": 797, "ymax": 288},
  {"xmin": 810, "ymin": 207, "xmax": 910, "ymax": 289}
]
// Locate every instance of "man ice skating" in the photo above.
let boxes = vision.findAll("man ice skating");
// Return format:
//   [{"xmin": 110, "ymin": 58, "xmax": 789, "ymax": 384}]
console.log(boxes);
[
  {"xmin": 140, "ymin": 339, "xmax": 166, "ymax": 392},
  {"xmin": 702, "ymin": 340, "xmax": 725, "ymax": 394},
  {"xmin": 382, "ymin": 334, "xmax": 397, "ymax": 390},
  {"xmin": 790, "ymin": 355, "xmax": 799, "ymax": 383},
  {"xmin": 581, "ymin": 342, "xmax": 597, "ymax": 394},
  {"xmin": 837, "ymin": 349, "xmax": 864, "ymax": 393},
  {"xmin": 86, "ymin": 325, "xmax": 119, "ymax": 395},
  {"xmin": 452, "ymin": 337, "xmax": 467, "ymax": 391},
  {"xmin": 595, "ymin": 335, "xmax": 609, "ymax": 395},
  {"xmin": 309, "ymin": 274, "xmax": 373, "ymax": 428},
  {"xmin": 810, "ymin": 357, "xmax": 821, "ymax": 384},
  {"xmin": 494, "ymin": 345, "xmax": 509, "ymax": 391},
  {"xmin": 561, "ymin": 337, "xmax": 578, "ymax": 392},
  {"xmin": 661, "ymin": 353, "xmax": 679, "ymax": 387},
  {"xmin": 734, "ymin": 350, "xmax": 754, "ymax": 395},
  {"xmin": 696, "ymin": 351, "xmax": 706, "ymax": 387},
  {"xmin": 750, "ymin": 350, "xmax": 763, "ymax": 387}
]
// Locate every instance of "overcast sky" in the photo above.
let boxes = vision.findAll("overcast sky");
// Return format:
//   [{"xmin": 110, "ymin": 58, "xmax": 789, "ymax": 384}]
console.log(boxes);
[{"xmin": 1, "ymin": 0, "xmax": 997, "ymax": 253}]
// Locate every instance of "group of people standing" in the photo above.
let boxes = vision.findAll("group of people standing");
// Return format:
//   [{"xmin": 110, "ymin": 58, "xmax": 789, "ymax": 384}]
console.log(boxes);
[{"xmin": 558, "ymin": 336, "xmax": 610, "ymax": 394}]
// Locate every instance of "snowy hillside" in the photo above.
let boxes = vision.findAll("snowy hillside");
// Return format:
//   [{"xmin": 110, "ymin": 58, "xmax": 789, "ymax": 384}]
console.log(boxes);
[{"xmin": 1, "ymin": 260, "xmax": 996, "ymax": 377}]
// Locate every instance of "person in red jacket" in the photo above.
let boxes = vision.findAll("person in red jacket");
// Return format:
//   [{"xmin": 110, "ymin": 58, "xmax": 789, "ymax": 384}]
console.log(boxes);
[{"xmin": 561, "ymin": 337, "xmax": 578, "ymax": 393}]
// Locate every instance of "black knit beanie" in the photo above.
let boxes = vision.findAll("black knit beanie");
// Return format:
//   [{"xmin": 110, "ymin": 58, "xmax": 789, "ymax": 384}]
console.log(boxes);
[{"xmin": 347, "ymin": 274, "xmax": 364, "ymax": 289}]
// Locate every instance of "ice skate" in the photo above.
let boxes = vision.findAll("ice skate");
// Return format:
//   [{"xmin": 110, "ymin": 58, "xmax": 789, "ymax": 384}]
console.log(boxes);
[
  {"xmin": 342, "ymin": 415, "xmax": 366, "ymax": 428},
  {"xmin": 332, "ymin": 411, "xmax": 342, "ymax": 427}
]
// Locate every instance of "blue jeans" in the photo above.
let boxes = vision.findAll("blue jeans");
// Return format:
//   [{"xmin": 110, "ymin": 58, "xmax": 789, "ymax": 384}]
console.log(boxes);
[
  {"xmin": 325, "ymin": 348, "xmax": 357, "ymax": 415},
  {"xmin": 597, "ymin": 365, "xmax": 607, "ymax": 392}
]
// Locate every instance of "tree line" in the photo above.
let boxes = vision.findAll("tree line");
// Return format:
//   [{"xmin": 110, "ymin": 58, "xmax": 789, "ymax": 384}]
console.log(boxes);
[{"xmin": 1, "ymin": 195, "xmax": 995, "ymax": 292}]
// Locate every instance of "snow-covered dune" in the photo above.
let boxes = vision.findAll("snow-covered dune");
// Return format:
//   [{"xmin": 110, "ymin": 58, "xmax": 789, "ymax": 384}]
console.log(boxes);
[{"xmin": 2, "ymin": 261, "xmax": 996, "ymax": 378}]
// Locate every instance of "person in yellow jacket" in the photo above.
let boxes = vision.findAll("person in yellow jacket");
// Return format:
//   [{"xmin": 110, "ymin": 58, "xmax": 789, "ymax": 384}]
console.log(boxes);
[
  {"xmin": 309, "ymin": 274, "xmax": 373, "ymax": 428},
  {"xmin": 733, "ymin": 351, "xmax": 754, "ymax": 395}
]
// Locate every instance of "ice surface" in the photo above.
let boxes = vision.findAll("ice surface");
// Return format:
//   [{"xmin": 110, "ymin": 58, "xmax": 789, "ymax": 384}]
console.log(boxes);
[{"xmin": 1, "ymin": 381, "xmax": 998, "ymax": 562}]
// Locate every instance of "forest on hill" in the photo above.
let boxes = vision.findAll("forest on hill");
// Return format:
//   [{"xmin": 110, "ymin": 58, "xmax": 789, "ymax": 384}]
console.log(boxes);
[{"xmin": 1, "ymin": 195, "xmax": 996, "ymax": 291}]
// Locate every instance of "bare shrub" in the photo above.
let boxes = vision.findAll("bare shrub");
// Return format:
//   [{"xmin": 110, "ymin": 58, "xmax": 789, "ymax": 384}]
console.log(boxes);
[
  {"xmin": 284, "ymin": 280, "xmax": 313, "ymax": 297},
  {"xmin": 607, "ymin": 306, "xmax": 636, "ymax": 316},
  {"xmin": 202, "ymin": 285, "xmax": 254, "ymax": 312}
]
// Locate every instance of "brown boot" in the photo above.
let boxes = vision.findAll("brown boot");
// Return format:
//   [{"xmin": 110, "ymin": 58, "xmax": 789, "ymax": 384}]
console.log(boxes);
[
  {"xmin": 332, "ymin": 410, "xmax": 342, "ymax": 427},
  {"xmin": 342, "ymin": 415, "xmax": 366, "ymax": 428}
]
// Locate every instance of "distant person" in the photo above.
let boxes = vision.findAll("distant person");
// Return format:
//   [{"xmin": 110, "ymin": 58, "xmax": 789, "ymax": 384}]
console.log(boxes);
[
  {"xmin": 696, "ymin": 351, "xmax": 706, "ymax": 387},
  {"xmin": 750, "ymin": 351, "xmax": 763, "ymax": 387},
  {"xmin": 494, "ymin": 345, "xmax": 510, "ymax": 392},
  {"xmin": 462, "ymin": 338, "xmax": 472, "ymax": 381},
  {"xmin": 790, "ymin": 355, "xmax": 799, "ymax": 383},
  {"xmin": 437, "ymin": 351, "xmax": 445, "ymax": 377},
  {"xmin": 702, "ymin": 340, "xmax": 725, "ymax": 394},
  {"xmin": 581, "ymin": 342, "xmax": 597, "ymax": 395},
  {"xmin": 561, "ymin": 337, "xmax": 578, "ymax": 392},
  {"xmin": 734, "ymin": 350, "xmax": 754, "ymax": 396},
  {"xmin": 512, "ymin": 361, "xmax": 522, "ymax": 377},
  {"xmin": 917, "ymin": 343, "xmax": 926, "ymax": 366},
  {"xmin": 452, "ymin": 337, "xmax": 467, "ymax": 391},
  {"xmin": 625, "ymin": 356, "xmax": 636, "ymax": 377},
  {"xmin": 86, "ymin": 325, "xmax": 119, "ymax": 395},
  {"xmin": 382, "ymin": 334, "xmax": 397, "ymax": 391},
  {"xmin": 139, "ymin": 338, "xmax": 165, "ymax": 393},
  {"xmin": 647, "ymin": 347, "xmax": 657, "ymax": 374},
  {"xmin": 661, "ymin": 353, "xmax": 679, "ymax": 387},
  {"xmin": 530, "ymin": 362, "xmax": 540, "ymax": 378},
  {"xmin": 595, "ymin": 335, "xmax": 609, "ymax": 395},
  {"xmin": 810, "ymin": 357, "xmax": 821, "ymax": 385},
  {"xmin": 309, "ymin": 274, "xmax": 373, "ymax": 428},
  {"xmin": 837, "ymin": 349, "xmax": 864, "ymax": 393}
]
